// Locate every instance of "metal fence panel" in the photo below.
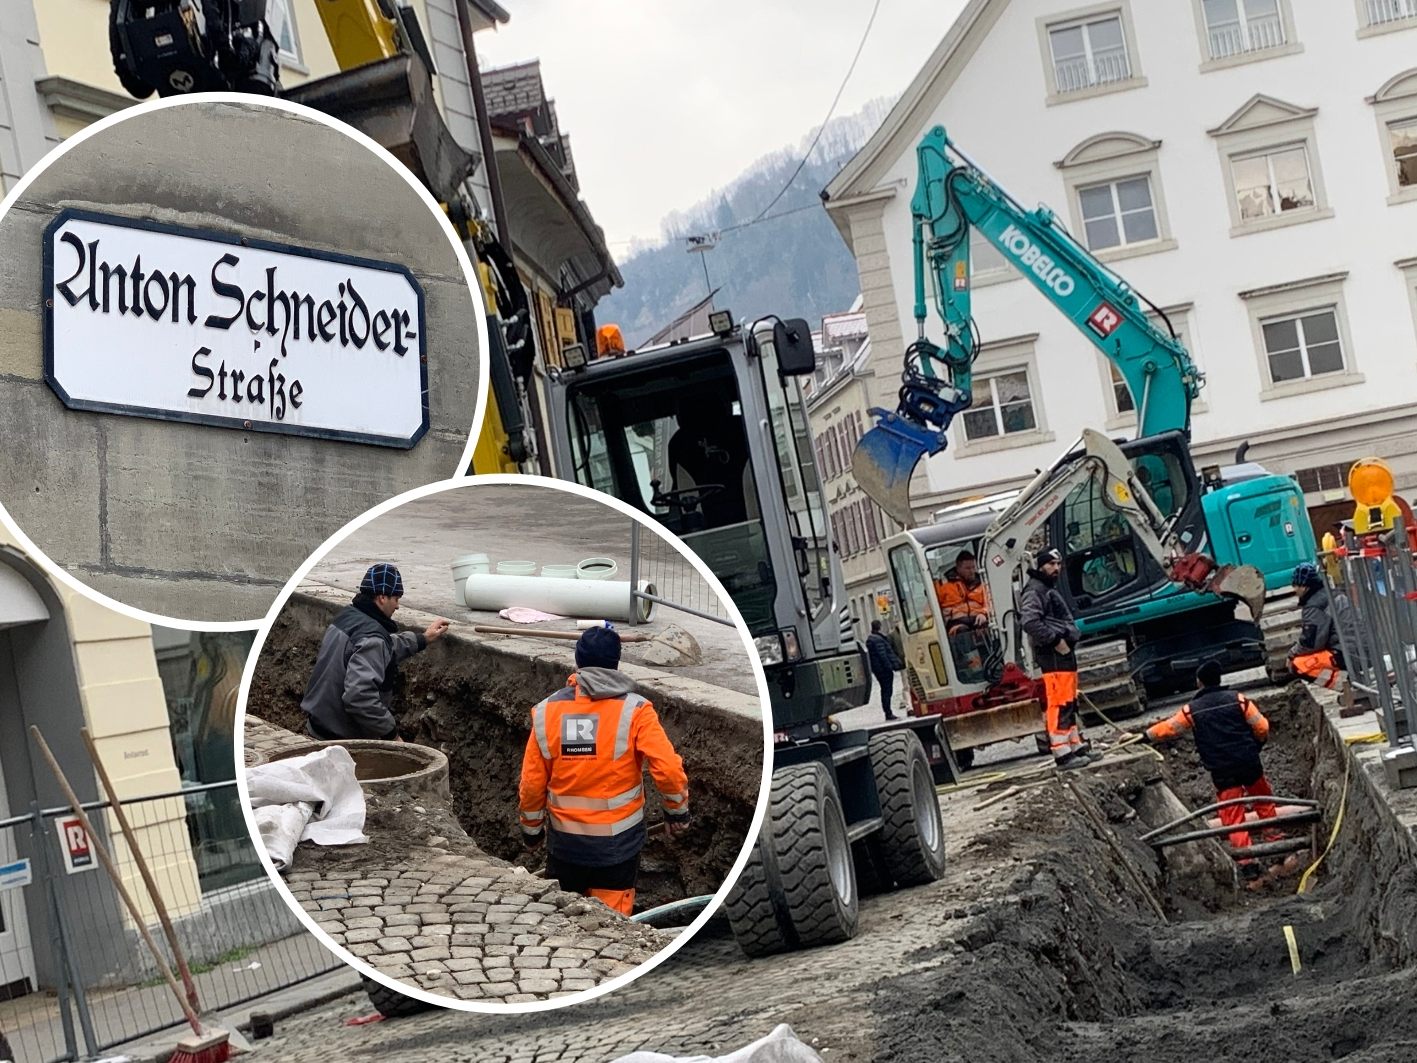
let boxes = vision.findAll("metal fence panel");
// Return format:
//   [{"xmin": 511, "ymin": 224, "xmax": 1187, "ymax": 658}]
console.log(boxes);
[
  {"xmin": 0, "ymin": 782, "xmax": 341, "ymax": 1062},
  {"xmin": 629, "ymin": 520, "xmax": 734, "ymax": 627}
]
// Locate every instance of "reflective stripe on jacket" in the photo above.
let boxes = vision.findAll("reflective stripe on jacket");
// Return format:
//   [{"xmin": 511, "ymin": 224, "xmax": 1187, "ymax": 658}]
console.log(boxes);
[
  {"xmin": 518, "ymin": 668, "xmax": 689, "ymax": 867},
  {"xmin": 1147, "ymin": 687, "xmax": 1269, "ymax": 783},
  {"xmin": 936, "ymin": 577, "xmax": 989, "ymax": 629}
]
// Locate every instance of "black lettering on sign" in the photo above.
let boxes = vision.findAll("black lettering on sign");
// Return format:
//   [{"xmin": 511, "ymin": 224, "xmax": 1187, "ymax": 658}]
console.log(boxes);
[{"xmin": 205, "ymin": 253, "xmax": 244, "ymax": 330}]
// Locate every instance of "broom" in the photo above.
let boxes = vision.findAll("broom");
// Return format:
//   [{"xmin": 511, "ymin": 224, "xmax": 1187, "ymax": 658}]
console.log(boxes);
[{"xmin": 29, "ymin": 727, "xmax": 231, "ymax": 1063}]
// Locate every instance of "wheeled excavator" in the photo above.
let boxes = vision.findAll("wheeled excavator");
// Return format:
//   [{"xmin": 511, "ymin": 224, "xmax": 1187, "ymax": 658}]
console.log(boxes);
[
  {"xmin": 854, "ymin": 127, "xmax": 1314, "ymax": 715},
  {"xmin": 108, "ymin": 0, "xmax": 537, "ymax": 476}
]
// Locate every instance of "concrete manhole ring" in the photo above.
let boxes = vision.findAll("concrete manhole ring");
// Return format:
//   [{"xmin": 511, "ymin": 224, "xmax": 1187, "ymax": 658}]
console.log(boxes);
[{"xmin": 258, "ymin": 739, "xmax": 451, "ymax": 803}]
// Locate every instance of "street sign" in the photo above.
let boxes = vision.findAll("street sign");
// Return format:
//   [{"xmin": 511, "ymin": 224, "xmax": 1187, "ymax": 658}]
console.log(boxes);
[
  {"xmin": 56, "ymin": 816, "xmax": 98, "ymax": 875},
  {"xmin": 0, "ymin": 859, "xmax": 32, "ymax": 892},
  {"xmin": 44, "ymin": 208, "xmax": 428, "ymax": 448}
]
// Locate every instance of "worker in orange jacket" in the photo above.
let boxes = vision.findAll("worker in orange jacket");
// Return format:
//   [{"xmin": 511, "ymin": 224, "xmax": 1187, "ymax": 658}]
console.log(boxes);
[
  {"xmin": 935, "ymin": 550, "xmax": 991, "ymax": 635},
  {"xmin": 518, "ymin": 626, "xmax": 690, "ymax": 915},
  {"xmin": 1137, "ymin": 659, "xmax": 1281, "ymax": 879}
]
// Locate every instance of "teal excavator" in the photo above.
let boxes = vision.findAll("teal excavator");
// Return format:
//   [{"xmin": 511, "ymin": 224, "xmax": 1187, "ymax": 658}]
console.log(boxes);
[{"xmin": 854, "ymin": 127, "xmax": 1314, "ymax": 702}]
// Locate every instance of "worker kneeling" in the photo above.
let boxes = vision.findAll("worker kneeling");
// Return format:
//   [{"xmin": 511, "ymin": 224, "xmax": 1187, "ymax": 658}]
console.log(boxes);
[
  {"xmin": 1287, "ymin": 562, "xmax": 1348, "ymax": 694},
  {"xmin": 518, "ymin": 627, "xmax": 691, "ymax": 915},
  {"xmin": 1140, "ymin": 660, "xmax": 1282, "ymax": 878}
]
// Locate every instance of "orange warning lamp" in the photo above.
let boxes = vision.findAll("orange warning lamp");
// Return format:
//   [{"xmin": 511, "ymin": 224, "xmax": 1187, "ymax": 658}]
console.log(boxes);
[
  {"xmin": 596, "ymin": 324, "xmax": 626, "ymax": 357},
  {"xmin": 1349, "ymin": 458, "xmax": 1402, "ymax": 534}
]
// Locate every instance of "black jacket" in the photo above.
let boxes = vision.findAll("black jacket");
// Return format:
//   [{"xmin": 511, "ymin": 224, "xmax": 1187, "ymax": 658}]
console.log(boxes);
[
  {"xmin": 1020, "ymin": 569, "xmax": 1080, "ymax": 652},
  {"xmin": 1184, "ymin": 687, "xmax": 1265, "ymax": 789},
  {"xmin": 1294, "ymin": 585, "xmax": 1336, "ymax": 656},
  {"xmin": 300, "ymin": 597, "xmax": 426, "ymax": 739},
  {"xmin": 866, "ymin": 632, "xmax": 904, "ymax": 676}
]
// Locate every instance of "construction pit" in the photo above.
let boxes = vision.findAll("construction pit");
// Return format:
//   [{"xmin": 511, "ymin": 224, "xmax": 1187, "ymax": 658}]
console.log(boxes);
[
  {"xmin": 242, "ymin": 679, "xmax": 1417, "ymax": 1060},
  {"xmin": 242, "ymin": 592, "xmax": 765, "ymax": 1005}
]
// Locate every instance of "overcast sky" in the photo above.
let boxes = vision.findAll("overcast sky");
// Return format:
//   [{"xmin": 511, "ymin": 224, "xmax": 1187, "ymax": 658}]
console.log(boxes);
[{"xmin": 476, "ymin": 1, "xmax": 968, "ymax": 250}]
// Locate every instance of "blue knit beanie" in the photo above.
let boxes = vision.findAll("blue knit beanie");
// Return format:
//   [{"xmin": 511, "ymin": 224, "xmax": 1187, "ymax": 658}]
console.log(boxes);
[
  {"xmin": 575, "ymin": 626, "xmax": 621, "ymax": 669},
  {"xmin": 360, "ymin": 563, "xmax": 404, "ymax": 597}
]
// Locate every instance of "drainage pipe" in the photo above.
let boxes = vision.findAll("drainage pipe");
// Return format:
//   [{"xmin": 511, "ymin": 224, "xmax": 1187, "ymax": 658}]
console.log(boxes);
[{"xmin": 462, "ymin": 573, "xmax": 657, "ymax": 623}]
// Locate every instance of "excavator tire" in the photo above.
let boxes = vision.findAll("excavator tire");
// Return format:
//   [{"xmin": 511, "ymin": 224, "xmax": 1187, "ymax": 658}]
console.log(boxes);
[
  {"xmin": 725, "ymin": 762, "xmax": 858, "ymax": 957},
  {"xmin": 1260, "ymin": 591, "xmax": 1303, "ymax": 684},
  {"xmin": 1076, "ymin": 639, "xmax": 1145, "ymax": 721},
  {"xmin": 360, "ymin": 974, "xmax": 436, "ymax": 1018},
  {"xmin": 868, "ymin": 731, "xmax": 947, "ymax": 887}
]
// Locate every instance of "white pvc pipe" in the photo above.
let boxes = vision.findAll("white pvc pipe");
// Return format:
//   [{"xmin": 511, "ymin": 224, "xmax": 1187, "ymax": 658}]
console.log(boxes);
[{"xmin": 462, "ymin": 574, "xmax": 657, "ymax": 623}]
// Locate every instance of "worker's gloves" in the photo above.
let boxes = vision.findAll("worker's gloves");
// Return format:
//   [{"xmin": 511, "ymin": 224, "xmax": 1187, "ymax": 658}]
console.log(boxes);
[
  {"xmin": 666, "ymin": 810, "xmax": 692, "ymax": 836},
  {"xmin": 521, "ymin": 829, "xmax": 544, "ymax": 850}
]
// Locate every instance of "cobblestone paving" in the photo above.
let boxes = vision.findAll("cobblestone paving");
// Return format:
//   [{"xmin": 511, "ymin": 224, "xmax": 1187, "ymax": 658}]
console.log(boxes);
[
  {"xmin": 236, "ymin": 774, "xmax": 1028, "ymax": 1062},
  {"xmin": 242, "ymin": 715, "xmax": 668, "ymax": 1004}
]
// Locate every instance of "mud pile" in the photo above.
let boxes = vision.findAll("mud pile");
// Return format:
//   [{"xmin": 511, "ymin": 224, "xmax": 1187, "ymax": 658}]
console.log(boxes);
[
  {"xmin": 246, "ymin": 595, "xmax": 761, "ymax": 910},
  {"xmin": 867, "ymin": 687, "xmax": 1417, "ymax": 1062}
]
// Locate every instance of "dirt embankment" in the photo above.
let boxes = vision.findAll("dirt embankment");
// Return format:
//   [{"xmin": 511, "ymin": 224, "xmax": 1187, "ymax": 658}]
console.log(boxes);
[
  {"xmin": 863, "ymin": 687, "xmax": 1417, "ymax": 1062},
  {"xmin": 246, "ymin": 595, "xmax": 762, "ymax": 910}
]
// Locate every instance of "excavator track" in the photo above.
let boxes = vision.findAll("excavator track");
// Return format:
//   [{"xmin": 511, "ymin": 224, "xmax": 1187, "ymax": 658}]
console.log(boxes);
[
  {"xmin": 1259, "ymin": 589, "xmax": 1303, "ymax": 685},
  {"xmin": 1076, "ymin": 639, "xmax": 1146, "ymax": 720}
]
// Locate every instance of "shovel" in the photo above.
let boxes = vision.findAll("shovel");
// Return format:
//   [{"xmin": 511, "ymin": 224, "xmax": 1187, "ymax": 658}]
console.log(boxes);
[{"xmin": 472, "ymin": 623, "xmax": 702, "ymax": 667}]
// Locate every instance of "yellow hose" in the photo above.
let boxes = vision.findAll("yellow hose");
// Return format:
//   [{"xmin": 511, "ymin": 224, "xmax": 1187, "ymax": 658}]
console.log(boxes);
[{"xmin": 1297, "ymin": 746, "xmax": 1351, "ymax": 895}]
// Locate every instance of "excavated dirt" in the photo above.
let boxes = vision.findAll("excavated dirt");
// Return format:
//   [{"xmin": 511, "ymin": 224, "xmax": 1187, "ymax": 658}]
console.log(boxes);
[
  {"xmin": 246, "ymin": 596, "xmax": 761, "ymax": 911},
  {"xmin": 862, "ymin": 687, "xmax": 1417, "ymax": 1062}
]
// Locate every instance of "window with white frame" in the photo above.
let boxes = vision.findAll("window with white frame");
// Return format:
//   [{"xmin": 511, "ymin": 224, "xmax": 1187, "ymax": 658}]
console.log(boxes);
[
  {"xmin": 961, "ymin": 371, "xmax": 1037, "ymax": 441},
  {"xmin": 1260, "ymin": 308, "xmax": 1345, "ymax": 384},
  {"xmin": 1047, "ymin": 13, "xmax": 1132, "ymax": 94},
  {"xmin": 969, "ymin": 229, "xmax": 1010, "ymax": 278},
  {"xmin": 1390, "ymin": 118, "xmax": 1417, "ymax": 189},
  {"xmin": 1231, "ymin": 144, "xmax": 1315, "ymax": 221},
  {"xmin": 1364, "ymin": 0, "xmax": 1417, "ymax": 29},
  {"xmin": 1077, "ymin": 175, "xmax": 1158, "ymax": 250},
  {"xmin": 1201, "ymin": 0, "xmax": 1287, "ymax": 58},
  {"xmin": 269, "ymin": 0, "xmax": 302, "ymax": 64}
]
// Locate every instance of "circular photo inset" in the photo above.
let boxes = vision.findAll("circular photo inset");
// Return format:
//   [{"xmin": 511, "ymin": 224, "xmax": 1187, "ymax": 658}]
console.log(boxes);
[
  {"xmin": 237, "ymin": 476, "xmax": 770, "ymax": 1012},
  {"xmin": 0, "ymin": 94, "xmax": 486, "ymax": 625}
]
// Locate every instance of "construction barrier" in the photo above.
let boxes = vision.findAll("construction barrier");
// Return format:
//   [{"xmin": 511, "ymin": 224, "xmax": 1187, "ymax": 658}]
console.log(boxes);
[{"xmin": 0, "ymin": 781, "xmax": 340, "ymax": 1063}]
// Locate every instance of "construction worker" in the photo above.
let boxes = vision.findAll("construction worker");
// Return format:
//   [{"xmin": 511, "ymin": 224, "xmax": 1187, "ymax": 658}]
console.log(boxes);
[
  {"xmin": 1138, "ymin": 660, "xmax": 1281, "ymax": 880},
  {"xmin": 300, "ymin": 564, "xmax": 449, "ymax": 740},
  {"xmin": 866, "ymin": 620, "xmax": 904, "ymax": 721},
  {"xmin": 1320, "ymin": 522, "xmax": 1343, "ymax": 586},
  {"xmin": 519, "ymin": 627, "xmax": 690, "ymax": 915},
  {"xmin": 1020, "ymin": 548, "xmax": 1089, "ymax": 769},
  {"xmin": 1287, "ymin": 561, "xmax": 1347, "ymax": 692},
  {"xmin": 937, "ymin": 551, "xmax": 991, "ymax": 681}
]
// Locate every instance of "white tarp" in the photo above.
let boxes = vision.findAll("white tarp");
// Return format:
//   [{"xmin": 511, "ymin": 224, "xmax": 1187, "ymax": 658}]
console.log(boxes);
[
  {"xmin": 610, "ymin": 1025, "xmax": 825, "ymax": 1063},
  {"xmin": 246, "ymin": 746, "xmax": 368, "ymax": 871}
]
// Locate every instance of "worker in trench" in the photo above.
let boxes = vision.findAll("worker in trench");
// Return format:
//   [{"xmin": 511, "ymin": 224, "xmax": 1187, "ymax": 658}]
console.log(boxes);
[
  {"xmin": 1020, "ymin": 547, "xmax": 1092, "ymax": 769},
  {"xmin": 518, "ymin": 626, "xmax": 691, "ymax": 916},
  {"xmin": 298, "ymin": 564, "xmax": 450, "ymax": 740},
  {"xmin": 1287, "ymin": 561, "xmax": 1351, "ymax": 698},
  {"xmin": 1135, "ymin": 660, "xmax": 1286, "ymax": 883}
]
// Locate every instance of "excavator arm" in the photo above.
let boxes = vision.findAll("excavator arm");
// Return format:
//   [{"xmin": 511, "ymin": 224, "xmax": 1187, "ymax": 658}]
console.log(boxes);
[
  {"xmin": 976, "ymin": 428, "xmax": 1266, "ymax": 678},
  {"xmin": 852, "ymin": 125, "xmax": 1204, "ymax": 526}
]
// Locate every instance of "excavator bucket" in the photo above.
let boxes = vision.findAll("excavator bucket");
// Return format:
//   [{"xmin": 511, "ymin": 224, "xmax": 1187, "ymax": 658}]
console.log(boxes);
[
  {"xmin": 284, "ymin": 53, "xmax": 477, "ymax": 204},
  {"xmin": 852, "ymin": 410, "xmax": 940, "ymax": 528},
  {"xmin": 1207, "ymin": 563, "xmax": 1268, "ymax": 622}
]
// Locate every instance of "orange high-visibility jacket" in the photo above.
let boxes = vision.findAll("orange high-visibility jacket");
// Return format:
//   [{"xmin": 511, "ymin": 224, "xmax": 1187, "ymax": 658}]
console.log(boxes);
[
  {"xmin": 519, "ymin": 668, "xmax": 689, "ymax": 867},
  {"xmin": 936, "ymin": 577, "xmax": 990, "ymax": 629}
]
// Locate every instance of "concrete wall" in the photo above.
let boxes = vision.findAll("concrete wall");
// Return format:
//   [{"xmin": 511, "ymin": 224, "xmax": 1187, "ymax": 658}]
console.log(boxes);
[
  {"xmin": 0, "ymin": 101, "xmax": 480, "ymax": 621},
  {"xmin": 836, "ymin": 0, "xmax": 1417, "ymax": 517}
]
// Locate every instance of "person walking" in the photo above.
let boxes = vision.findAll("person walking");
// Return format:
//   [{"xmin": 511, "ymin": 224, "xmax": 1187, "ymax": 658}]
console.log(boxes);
[
  {"xmin": 1138, "ymin": 659, "xmax": 1282, "ymax": 880},
  {"xmin": 866, "ymin": 620, "xmax": 905, "ymax": 720},
  {"xmin": 518, "ymin": 626, "xmax": 690, "ymax": 915},
  {"xmin": 1020, "ymin": 548, "xmax": 1089, "ymax": 769},
  {"xmin": 299, "ymin": 563, "xmax": 449, "ymax": 740}
]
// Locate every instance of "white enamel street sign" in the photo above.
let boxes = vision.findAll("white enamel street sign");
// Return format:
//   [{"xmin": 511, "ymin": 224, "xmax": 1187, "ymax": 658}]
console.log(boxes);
[{"xmin": 44, "ymin": 210, "xmax": 428, "ymax": 448}]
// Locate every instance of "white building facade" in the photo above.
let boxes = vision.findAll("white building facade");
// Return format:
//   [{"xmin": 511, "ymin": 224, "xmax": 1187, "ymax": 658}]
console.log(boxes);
[{"xmin": 825, "ymin": 0, "xmax": 1417, "ymax": 532}]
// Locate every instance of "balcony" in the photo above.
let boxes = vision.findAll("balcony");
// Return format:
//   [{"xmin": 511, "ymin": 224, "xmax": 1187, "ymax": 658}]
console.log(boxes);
[
  {"xmin": 1207, "ymin": 13, "xmax": 1286, "ymax": 58},
  {"xmin": 1053, "ymin": 47, "xmax": 1131, "ymax": 94}
]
